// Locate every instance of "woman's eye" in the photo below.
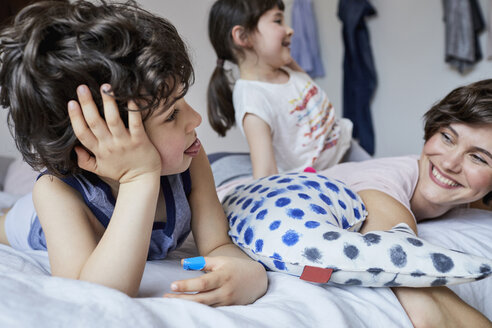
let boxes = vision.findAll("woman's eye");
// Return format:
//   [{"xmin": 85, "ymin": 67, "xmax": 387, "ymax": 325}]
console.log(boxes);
[
  {"xmin": 471, "ymin": 154, "xmax": 488, "ymax": 165},
  {"xmin": 274, "ymin": 19, "xmax": 282, "ymax": 24},
  {"xmin": 165, "ymin": 108, "xmax": 180, "ymax": 122}
]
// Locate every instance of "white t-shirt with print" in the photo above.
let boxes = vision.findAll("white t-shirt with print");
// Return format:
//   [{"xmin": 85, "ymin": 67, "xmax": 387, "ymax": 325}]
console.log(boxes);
[{"xmin": 233, "ymin": 67, "xmax": 353, "ymax": 173}]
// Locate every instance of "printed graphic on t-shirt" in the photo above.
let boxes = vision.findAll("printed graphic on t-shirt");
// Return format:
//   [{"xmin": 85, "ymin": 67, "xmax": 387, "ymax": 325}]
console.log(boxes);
[{"xmin": 288, "ymin": 82, "xmax": 338, "ymax": 155}]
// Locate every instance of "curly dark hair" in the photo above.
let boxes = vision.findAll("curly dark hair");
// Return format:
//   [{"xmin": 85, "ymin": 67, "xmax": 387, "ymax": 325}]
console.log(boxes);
[
  {"xmin": 0, "ymin": 0, "xmax": 194, "ymax": 177},
  {"xmin": 423, "ymin": 79, "xmax": 492, "ymax": 205}
]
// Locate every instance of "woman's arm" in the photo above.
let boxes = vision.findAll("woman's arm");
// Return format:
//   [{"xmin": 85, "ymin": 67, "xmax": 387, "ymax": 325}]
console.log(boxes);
[
  {"xmin": 164, "ymin": 148, "xmax": 267, "ymax": 306},
  {"xmin": 358, "ymin": 189, "xmax": 491, "ymax": 327},
  {"xmin": 357, "ymin": 189, "xmax": 417, "ymax": 234},
  {"xmin": 243, "ymin": 113, "xmax": 278, "ymax": 179}
]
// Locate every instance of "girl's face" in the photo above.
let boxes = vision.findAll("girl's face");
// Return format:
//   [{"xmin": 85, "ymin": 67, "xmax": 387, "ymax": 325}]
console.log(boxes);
[
  {"xmin": 250, "ymin": 6, "xmax": 294, "ymax": 69},
  {"xmin": 144, "ymin": 97, "xmax": 202, "ymax": 175},
  {"xmin": 418, "ymin": 123, "xmax": 492, "ymax": 208}
]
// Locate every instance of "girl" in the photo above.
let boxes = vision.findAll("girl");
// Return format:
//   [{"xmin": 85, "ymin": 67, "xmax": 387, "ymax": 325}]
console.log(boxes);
[
  {"xmin": 0, "ymin": 0, "xmax": 267, "ymax": 305},
  {"xmin": 207, "ymin": 0, "xmax": 367, "ymax": 179}
]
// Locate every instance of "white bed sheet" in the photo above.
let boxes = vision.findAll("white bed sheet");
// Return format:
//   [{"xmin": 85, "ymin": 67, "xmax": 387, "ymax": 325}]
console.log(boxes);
[{"xmin": 0, "ymin": 201, "xmax": 490, "ymax": 327}]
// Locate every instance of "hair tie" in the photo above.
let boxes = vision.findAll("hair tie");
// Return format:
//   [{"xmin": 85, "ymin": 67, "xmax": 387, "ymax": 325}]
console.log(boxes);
[{"xmin": 216, "ymin": 58, "xmax": 224, "ymax": 67}]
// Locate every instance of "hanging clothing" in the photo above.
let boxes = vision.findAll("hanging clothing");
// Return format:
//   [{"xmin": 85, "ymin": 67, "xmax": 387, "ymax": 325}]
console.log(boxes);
[
  {"xmin": 443, "ymin": 0, "xmax": 485, "ymax": 72},
  {"xmin": 338, "ymin": 0, "xmax": 377, "ymax": 155},
  {"xmin": 291, "ymin": 0, "xmax": 325, "ymax": 78},
  {"xmin": 487, "ymin": 1, "xmax": 492, "ymax": 60}
]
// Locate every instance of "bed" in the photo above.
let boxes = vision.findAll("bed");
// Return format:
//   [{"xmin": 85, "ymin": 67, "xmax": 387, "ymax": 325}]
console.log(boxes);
[{"xmin": 0, "ymin": 154, "xmax": 490, "ymax": 327}]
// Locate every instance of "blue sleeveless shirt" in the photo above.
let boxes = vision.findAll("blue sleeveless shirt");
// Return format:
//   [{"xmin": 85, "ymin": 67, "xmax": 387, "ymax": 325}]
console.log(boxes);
[{"xmin": 28, "ymin": 171, "xmax": 192, "ymax": 260}]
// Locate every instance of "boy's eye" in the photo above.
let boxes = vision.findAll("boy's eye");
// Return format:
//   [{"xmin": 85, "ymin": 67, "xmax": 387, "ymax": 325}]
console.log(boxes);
[{"xmin": 165, "ymin": 108, "xmax": 180, "ymax": 122}]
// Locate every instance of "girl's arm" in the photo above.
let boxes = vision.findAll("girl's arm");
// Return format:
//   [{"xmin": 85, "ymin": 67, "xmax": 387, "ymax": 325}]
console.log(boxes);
[
  {"xmin": 34, "ymin": 84, "xmax": 161, "ymax": 297},
  {"xmin": 243, "ymin": 113, "xmax": 278, "ymax": 179},
  {"xmin": 164, "ymin": 148, "xmax": 267, "ymax": 306}
]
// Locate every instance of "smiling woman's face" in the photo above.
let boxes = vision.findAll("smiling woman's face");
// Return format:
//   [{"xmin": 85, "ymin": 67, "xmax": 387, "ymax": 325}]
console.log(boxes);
[{"xmin": 417, "ymin": 123, "xmax": 492, "ymax": 209}]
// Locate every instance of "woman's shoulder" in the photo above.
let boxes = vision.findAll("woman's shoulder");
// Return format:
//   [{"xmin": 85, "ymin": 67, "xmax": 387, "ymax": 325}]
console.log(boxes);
[
  {"xmin": 328, "ymin": 155, "xmax": 419, "ymax": 172},
  {"xmin": 321, "ymin": 155, "xmax": 420, "ymax": 195}
]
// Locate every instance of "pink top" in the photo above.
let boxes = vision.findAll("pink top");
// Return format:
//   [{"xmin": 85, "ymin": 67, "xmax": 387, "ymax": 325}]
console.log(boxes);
[
  {"xmin": 216, "ymin": 155, "xmax": 421, "ymax": 221},
  {"xmin": 320, "ymin": 155, "xmax": 420, "ymax": 220}
]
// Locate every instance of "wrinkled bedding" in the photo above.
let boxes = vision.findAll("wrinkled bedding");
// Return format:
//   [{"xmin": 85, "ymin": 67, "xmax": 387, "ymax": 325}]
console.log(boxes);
[{"xmin": 0, "ymin": 199, "xmax": 490, "ymax": 327}]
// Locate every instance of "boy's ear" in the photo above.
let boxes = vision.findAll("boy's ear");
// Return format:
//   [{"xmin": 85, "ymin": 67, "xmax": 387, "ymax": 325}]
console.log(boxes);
[{"xmin": 231, "ymin": 25, "xmax": 251, "ymax": 48}]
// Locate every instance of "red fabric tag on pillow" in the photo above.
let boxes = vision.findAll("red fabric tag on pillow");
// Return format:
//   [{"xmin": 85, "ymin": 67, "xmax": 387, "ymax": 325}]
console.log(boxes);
[{"xmin": 300, "ymin": 266, "xmax": 333, "ymax": 283}]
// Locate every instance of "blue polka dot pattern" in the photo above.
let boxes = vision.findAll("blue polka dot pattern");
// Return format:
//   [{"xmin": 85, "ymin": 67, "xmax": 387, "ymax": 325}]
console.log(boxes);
[
  {"xmin": 298, "ymin": 193, "xmax": 310, "ymax": 200},
  {"xmin": 275, "ymin": 198, "xmax": 291, "ymax": 207},
  {"xmin": 305, "ymin": 221, "xmax": 320, "ymax": 228},
  {"xmin": 390, "ymin": 245, "xmax": 407, "ymax": 268},
  {"xmin": 269, "ymin": 220, "xmax": 281, "ymax": 230},
  {"xmin": 287, "ymin": 208, "xmax": 304, "ymax": 220},
  {"xmin": 431, "ymin": 253, "xmax": 454, "ymax": 273},
  {"xmin": 223, "ymin": 172, "xmax": 492, "ymax": 287},
  {"xmin": 287, "ymin": 184, "xmax": 302, "ymax": 191},
  {"xmin": 344, "ymin": 245, "xmax": 359, "ymax": 260},
  {"xmin": 323, "ymin": 231, "xmax": 340, "ymax": 241},
  {"xmin": 282, "ymin": 230, "xmax": 300, "ymax": 246},
  {"xmin": 255, "ymin": 239, "xmax": 264, "ymax": 253},
  {"xmin": 256, "ymin": 209, "xmax": 268, "ymax": 220},
  {"xmin": 303, "ymin": 247, "xmax": 322, "ymax": 262}
]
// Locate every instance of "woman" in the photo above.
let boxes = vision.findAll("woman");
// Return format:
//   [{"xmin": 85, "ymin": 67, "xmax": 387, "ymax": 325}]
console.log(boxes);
[{"xmin": 320, "ymin": 79, "xmax": 492, "ymax": 327}]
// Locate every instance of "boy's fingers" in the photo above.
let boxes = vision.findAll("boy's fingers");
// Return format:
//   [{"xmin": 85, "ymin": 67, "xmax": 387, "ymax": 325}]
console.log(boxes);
[
  {"xmin": 101, "ymin": 84, "xmax": 126, "ymax": 137},
  {"xmin": 73, "ymin": 146, "xmax": 96, "ymax": 172},
  {"xmin": 163, "ymin": 287, "xmax": 223, "ymax": 307},
  {"xmin": 68, "ymin": 100, "xmax": 97, "ymax": 149},
  {"xmin": 76, "ymin": 85, "xmax": 110, "ymax": 140},
  {"xmin": 170, "ymin": 271, "xmax": 221, "ymax": 293},
  {"xmin": 127, "ymin": 100, "xmax": 145, "ymax": 136}
]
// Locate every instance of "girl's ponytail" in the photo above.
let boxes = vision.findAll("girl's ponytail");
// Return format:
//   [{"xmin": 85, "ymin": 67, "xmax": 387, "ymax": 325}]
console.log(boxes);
[{"xmin": 207, "ymin": 61, "xmax": 235, "ymax": 136}]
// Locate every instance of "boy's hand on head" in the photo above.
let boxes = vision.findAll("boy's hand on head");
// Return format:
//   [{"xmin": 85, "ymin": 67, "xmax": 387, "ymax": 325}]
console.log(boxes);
[
  {"xmin": 163, "ymin": 256, "xmax": 267, "ymax": 306},
  {"xmin": 68, "ymin": 84, "xmax": 161, "ymax": 183}
]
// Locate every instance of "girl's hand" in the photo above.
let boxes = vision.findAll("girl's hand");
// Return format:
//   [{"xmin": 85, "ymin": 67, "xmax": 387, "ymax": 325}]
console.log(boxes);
[
  {"xmin": 68, "ymin": 84, "xmax": 161, "ymax": 183},
  {"xmin": 163, "ymin": 256, "xmax": 268, "ymax": 306}
]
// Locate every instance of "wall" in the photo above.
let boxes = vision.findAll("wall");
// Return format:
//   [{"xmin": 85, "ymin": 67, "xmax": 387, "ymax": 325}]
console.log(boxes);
[{"xmin": 1, "ymin": 0, "xmax": 491, "ymax": 159}]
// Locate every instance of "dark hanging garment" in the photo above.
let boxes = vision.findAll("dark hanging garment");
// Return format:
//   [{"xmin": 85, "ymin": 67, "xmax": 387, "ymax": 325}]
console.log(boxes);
[
  {"xmin": 443, "ymin": 0, "xmax": 485, "ymax": 73},
  {"xmin": 338, "ymin": 0, "xmax": 377, "ymax": 155}
]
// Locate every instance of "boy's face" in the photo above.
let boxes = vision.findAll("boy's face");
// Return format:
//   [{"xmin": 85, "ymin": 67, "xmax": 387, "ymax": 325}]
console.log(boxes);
[{"xmin": 143, "ymin": 97, "xmax": 202, "ymax": 175}]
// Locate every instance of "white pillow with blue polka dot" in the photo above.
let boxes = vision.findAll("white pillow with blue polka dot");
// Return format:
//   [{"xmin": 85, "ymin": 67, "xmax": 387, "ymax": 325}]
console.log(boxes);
[{"xmin": 223, "ymin": 172, "xmax": 492, "ymax": 287}]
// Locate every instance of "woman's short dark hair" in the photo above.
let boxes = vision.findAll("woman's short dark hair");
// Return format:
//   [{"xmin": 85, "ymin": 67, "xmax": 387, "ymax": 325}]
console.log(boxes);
[
  {"xmin": 0, "ymin": 0, "xmax": 194, "ymax": 177},
  {"xmin": 423, "ymin": 79, "xmax": 492, "ymax": 141},
  {"xmin": 423, "ymin": 79, "xmax": 492, "ymax": 205}
]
